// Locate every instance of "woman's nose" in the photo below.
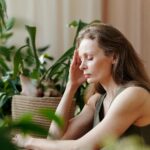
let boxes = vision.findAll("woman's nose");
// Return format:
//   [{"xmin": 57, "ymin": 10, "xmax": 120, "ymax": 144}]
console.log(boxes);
[{"xmin": 79, "ymin": 60, "xmax": 87, "ymax": 70}]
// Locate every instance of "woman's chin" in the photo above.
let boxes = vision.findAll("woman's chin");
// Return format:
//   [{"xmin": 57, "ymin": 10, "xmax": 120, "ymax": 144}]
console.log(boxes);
[
  {"xmin": 86, "ymin": 78, "xmax": 94, "ymax": 84},
  {"xmin": 87, "ymin": 77, "xmax": 100, "ymax": 84}
]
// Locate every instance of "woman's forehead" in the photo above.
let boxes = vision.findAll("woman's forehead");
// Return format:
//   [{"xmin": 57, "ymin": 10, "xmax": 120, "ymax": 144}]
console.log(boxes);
[{"xmin": 78, "ymin": 39, "xmax": 101, "ymax": 56}]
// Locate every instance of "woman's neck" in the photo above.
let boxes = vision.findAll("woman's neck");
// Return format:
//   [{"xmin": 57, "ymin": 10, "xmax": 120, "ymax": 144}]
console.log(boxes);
[{"xmin": 100, "ymin": 77, "xmax": 121, "ymax": 99}]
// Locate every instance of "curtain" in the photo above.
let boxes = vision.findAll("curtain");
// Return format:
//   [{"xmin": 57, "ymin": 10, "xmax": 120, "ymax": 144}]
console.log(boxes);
[
  {"xmin": 102, "ymin": 0, "xmax": 150, "ymax": 76},
  {"xmin": 6, "ymin": 0, "xmax": 102, "ymax": 62}
]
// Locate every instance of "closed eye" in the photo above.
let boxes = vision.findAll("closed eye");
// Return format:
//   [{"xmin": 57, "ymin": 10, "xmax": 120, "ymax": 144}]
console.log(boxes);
[{"xmin": 87, "ymin": 56, "xmax": 93, "ymax": 60}]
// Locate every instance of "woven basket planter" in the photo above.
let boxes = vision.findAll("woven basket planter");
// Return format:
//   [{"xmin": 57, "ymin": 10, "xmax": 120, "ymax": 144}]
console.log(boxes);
[{"xmin": 12, "ymin": 95, "xmax": 75, "ymax": 137}]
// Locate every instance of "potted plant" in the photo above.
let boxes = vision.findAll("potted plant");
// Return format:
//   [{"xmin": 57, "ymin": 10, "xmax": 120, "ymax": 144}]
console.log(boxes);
[
  {"xmin": 0, "ymin": 0, "xmax": 20, "ymax": 119},
  {"xmin": 11, "ymin": 20, "xmax": 89, "ymax": 132},
  {"xmin": 11, "ymin": 25, "xmax": 61, "ymax": 131},
  {"xmin": 0, "ymin": 0, "xmax": 97, "ymax": 135},
  {"xmin": 0, "ymin": 0, "xmax": 58, "ymax": 132}
]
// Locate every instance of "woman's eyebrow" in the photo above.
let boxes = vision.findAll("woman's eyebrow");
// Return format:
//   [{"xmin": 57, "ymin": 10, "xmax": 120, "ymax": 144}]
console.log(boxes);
[{"xmin": 79, "ymin": 53, "xmax": 88, "ymax": 59}]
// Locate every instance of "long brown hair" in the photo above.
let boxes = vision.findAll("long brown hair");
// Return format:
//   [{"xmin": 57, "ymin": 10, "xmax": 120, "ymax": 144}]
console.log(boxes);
[{"xmin": 76, "ymin": 23, "xmax": 150, "ymax": 94}]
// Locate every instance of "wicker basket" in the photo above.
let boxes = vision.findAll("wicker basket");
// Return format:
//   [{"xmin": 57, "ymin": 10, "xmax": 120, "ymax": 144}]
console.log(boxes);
[{"xmin": 12, "ymin": 95, "xmax": 75, "ymax": 137}]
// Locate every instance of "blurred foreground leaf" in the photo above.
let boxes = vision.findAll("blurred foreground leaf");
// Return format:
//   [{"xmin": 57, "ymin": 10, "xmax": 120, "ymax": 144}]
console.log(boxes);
[
  {"xmin": 11, "ymin": 114, "xmax": 48, "ymax": 136},
  {"xmin": 39, "ymin": 108, "xmax": 64, "ymax": 128},
  {"xmin": 0, "ymin": 128, "xmax": 18, "ymax": 150}
]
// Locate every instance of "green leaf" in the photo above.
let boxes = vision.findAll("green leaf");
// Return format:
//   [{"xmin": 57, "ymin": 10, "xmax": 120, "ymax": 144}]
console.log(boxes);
[
  {"xmin": 0, "ymin": 92, "xmax": 7, "ymax": 108},
  {"xmin": 73, "ymin": 20, "xmax": 88, "ymax": 45},
  {"xmin": 0, "ymin": 118, "xmax": 5, "ymax": 127},
  {"xmin": 30, "ymin": 68, "xmax": 40, "ymax": 79},
  {"xmin": 13, "ymin": 45, "xmax": 28, "ymax": 78},
  {"xmin": 42, "ymin": 54, "xmax": 54, "ymax": 61},
  {"xmin": 11, "ymin": 113, "xmax": 48, "ymax": 136},
  {"xmin": 6, "ymin": 18, "xmax": 15, "ymax": 30},
  {"xmin": 0, "ymin": 32, "xmax": 13, "ymax": 40},
  {"xmin": 25, "ymin": 25, "xmax": 41, "ymax": 73},
  {"xmin": 38, "ymin": 45, "xmax": 49, "ymax": 52},
  {"xmin": 68, "ymin": 20, "xmax": 78, "ymax": 28},
  {"xmin": 42, "ymin": 46, "xmax": 74, "ymax": 81},
  {"xmin": 0, "ymin": 56, "xmax": 9, "ymax": 71},
  {"xmin": 39, "ymin": 108, "xmax": 64, "ymax": 128},
  {"xmin": 0, "ymin": 129, "xmax": 17, "ymax": 150},
  {"xmin": 0, "ymin": 46, "xmax": 12, "ymax": 60},
  {"xmin": 0, "ymin": 0, "xmax": 7, "ymax": 31}
]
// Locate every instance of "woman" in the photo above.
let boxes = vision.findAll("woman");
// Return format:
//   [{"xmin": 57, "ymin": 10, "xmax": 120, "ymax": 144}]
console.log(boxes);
[{"xmin": 14, "ymin": 23, "xmax": 150, "ymax": 150}]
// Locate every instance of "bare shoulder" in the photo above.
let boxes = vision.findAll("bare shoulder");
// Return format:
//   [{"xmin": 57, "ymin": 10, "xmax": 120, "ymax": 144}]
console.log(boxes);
[
  {"xmin": 109, "ymin": 86, "xmax": 150, "ymax": 118},
  {"xmin": 78, "ymin": 87, "xmax": 149, "ymax": 144},
  {"xmin": 124, "ymin": 86, "xmax": 149, "ymax": 95},
  {"xmin": 116, "ymin": 86, "xmax": 149, "ymax": 103}
]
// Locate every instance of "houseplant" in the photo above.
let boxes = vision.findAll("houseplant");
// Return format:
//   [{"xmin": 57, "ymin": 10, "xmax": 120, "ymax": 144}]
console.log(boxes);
[
  {"xmin": 0, "ymin": 0, "xmax": 96, "ymax": 118},
  {"xmin": 0, "ymin": 0, "xmax": 58, "ymax": 133},
  {"xmin": 0, "ymin": 0, "xmax": 53, "ymax": 149},
  {"xmin": 40, "ymin": 20, "xmax": 89, "ymax": 109},
  {"xmin": 0, "ymin": 15, "xmax": 97, "ymax": 129},
  {"xmin": 12, "ymin": 19, "xmax": 97, "ymax": 120},
  {"xmin": 0, "ymin": 0, "xmax": 19, "ymax": 119},
  {"xmin": 11, "ymin": 20, "xmax": 89, "ymax": 132},
  {"xmin": 0, "ymin": 22, "xmax": 53, "ymax": 119}
]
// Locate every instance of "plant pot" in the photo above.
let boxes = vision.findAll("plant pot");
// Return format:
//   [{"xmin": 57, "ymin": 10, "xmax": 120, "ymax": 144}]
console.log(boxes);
[{"xmin": 11, "ymin": 95, "xmax": 75, "ymax": 137}]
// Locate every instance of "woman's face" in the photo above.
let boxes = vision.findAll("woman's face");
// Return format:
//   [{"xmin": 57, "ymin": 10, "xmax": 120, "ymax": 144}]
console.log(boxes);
[{"xmin": 78, "ymin": 38, "xmax": 114, "ymax": 84}]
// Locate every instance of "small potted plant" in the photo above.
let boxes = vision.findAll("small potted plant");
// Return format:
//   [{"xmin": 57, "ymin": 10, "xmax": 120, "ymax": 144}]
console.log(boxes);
[{"xmin": 11, "ymin": 25, "xmax": 63, "ymax": 132}]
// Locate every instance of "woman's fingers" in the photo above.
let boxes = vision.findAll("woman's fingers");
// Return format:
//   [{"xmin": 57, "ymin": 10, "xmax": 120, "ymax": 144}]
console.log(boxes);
[
  {"xmin": 71, "ymin": 50, "xmax": 76, "ymax": 65},
  {"xmin": 12, "ymin": 134, "xmax": 23, "ymax": 147},
  {"xmin": 12, "ymin": 134, "xmax": 31, "ymax": 148},
  {"xmin": 71, "ymin": 49, "xmax": 81, "ymax": 67},
  {"xmin": 76, "ymin": 50, "xmax": 81, "ymax": 65}
]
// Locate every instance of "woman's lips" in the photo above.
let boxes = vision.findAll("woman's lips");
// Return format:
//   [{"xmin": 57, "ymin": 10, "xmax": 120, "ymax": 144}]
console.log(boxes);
[{"xmin": 84, "ymin": 74, "xmax": 91, "ymax": 78}]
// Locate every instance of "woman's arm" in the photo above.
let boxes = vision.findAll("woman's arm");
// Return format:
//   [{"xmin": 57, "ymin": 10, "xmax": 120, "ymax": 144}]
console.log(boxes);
[
  {"xmin": 14, "ymin": 134, "xmax": 76, "ymax": 150},
  {"xmin": 76, "ymin": 86, "xmax": 149, "ymax": 149},
  {"xmin": 62, "ymin": 93, "xmax": 100, "ymax": 139},
  {"xmin": 49, "ymin": 81, "xmax": 78, "ymax": 139},
  {"xmin": 14, "ymin": 93, "xmax": 99, "ymax": 150},
  {"xmin": 14, "ymin": 87, "xmax": 148, "ymax": 150},
  {"xmin": 49, "ymin": 89, "xmax": 99, "ymax": 140},
  {"xmin": 49, "ymin": 50, "xmax": 86, "ymax": 139}
]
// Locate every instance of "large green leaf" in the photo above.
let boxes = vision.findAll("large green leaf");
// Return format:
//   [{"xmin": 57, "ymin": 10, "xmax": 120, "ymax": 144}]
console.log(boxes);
[
  {"xmin": 41, "ymin": 46, "xmax": 74, "ymax": 81},
  {"xmin": 0, "ymin": 92, "xmax": 7, "ymax": 108},
  {"xmin": 13, "ymin": 45, "xmax": 28, "ymax": 78},
  {"xmin": 6, "ymin": 17, "xmax": 15, "ymax": 30},
  {"xmin": 25, "ymin": 25, "xmax": 40, "ymax": 75},
  {"xmin": 11, "ymin": 114, "xmax": 48, "ymax": 136},
  {"xmin": 0, "ymin": 0, "xmax": 7, "ymax": 31},
  {"xmin": 39, "ymin": 108, "xmax": 64, "ymax": 128},
  {"xmin": 73, "ymin": 20, "xmax": 88, "ymax": 45},
  {"xmin": 0, "ymin": 128, "xmax": 18, "ymax": 150},
  {"xmin": 0, "ymin": 56, "xmax": 9, "ymax": 72},
  {"xmin": 0, "ymin": 46, "xmax": 12, "ymax": 60}
]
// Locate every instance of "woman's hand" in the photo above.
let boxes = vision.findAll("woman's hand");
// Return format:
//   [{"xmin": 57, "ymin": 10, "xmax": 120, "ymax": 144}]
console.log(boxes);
[
  {"xmin": 69, "ymin": 50, "xmax": 86, "ymax": 87},
  {"xmin": 12, "ymin": 134, "xmax": 33, "ymax": 148}
]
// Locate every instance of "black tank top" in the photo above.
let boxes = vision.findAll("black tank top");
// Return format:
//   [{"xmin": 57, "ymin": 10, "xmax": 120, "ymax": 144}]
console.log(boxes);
[{"xmin": 93, "ymin": 86, "xmax": 150, "ymax": 145}]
